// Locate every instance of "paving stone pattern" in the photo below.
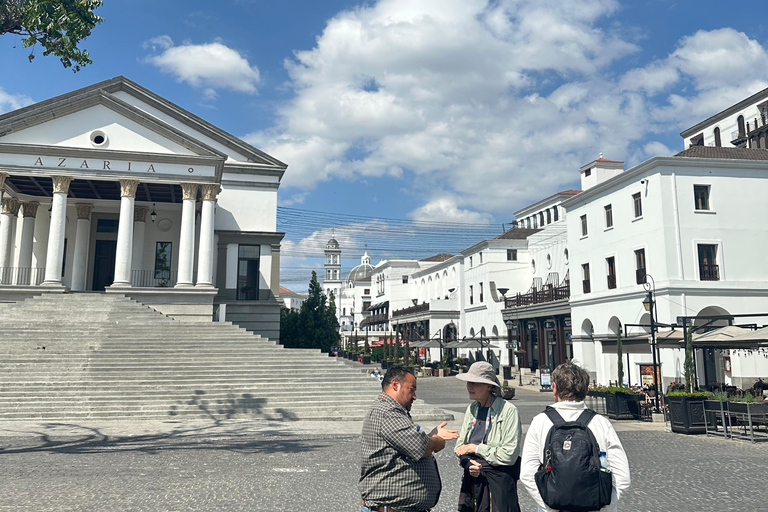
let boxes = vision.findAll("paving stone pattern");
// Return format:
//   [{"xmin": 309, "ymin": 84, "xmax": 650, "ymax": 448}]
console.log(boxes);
[{"xmin": 1, "ymin": 379, "xmax": 766, "ymax": 511}]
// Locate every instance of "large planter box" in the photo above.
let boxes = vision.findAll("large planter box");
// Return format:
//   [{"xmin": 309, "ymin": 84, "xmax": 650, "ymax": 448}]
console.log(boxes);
[
  {"xmin": 381, "ymin": 360, "xmax": 390, "ymax": 370},
  {"xmin": 362, "ymin": 355, "xmax": 372, "ymax": 365},
  {"xmin": 587, "ymin": 390, "xmax": 608, "ymax": 398},
  {"xmin": 668, "ymin": 395, "xmax": 708, "ymax": 434},
  {"xmin": 728, "ymin": 401, "xmax": 768, "ymax": 415},
  {"xmin": 605, "ymin": 392, "xmax": 642, "ymax": 420}
]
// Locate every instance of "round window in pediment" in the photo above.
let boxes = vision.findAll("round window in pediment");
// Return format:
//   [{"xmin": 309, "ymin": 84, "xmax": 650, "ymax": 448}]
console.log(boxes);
[{"xmin": 90, "ymin": 130, "xmax": 108, "ymax": 147}]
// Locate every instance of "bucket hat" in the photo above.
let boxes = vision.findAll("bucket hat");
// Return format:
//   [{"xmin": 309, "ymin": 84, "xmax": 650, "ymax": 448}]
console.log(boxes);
[{"xmin": 455, "ymin": 361, "xmax": 501, "ymax": 389}]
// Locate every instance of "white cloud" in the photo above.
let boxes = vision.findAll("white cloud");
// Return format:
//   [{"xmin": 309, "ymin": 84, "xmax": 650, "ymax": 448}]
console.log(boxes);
[
  {"xmin": 0, "ymin": 88, "xmax": 33, "ymax": 114},
  {"xmin": 250, "ymin": 1, "xmax": 768, "ymax": 215},
  {"xmin": 144, "ymin": 36, "xmax": 260, "ymax": 95},
  {"xmin": 408, "ymin": 197, "xmax": 494, "ymax": 224}
]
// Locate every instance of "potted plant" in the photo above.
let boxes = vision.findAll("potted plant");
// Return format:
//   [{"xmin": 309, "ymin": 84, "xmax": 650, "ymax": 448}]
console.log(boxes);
[
  {"xmin": 501, "ymin": 380, "xmax": 516, "ymax": 400},
  {"xmin": 601, "ymin": 386, "xmax": 643, "ymax": 420},
  {"xmin": 667, "ymin": 382, "xmax": 713, "ymax": 434}
]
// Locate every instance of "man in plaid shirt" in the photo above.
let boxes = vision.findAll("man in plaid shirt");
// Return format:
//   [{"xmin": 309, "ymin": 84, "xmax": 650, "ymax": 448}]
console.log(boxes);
[{"xmin": 360, "ymin": 366, "xmax": 458, "ymax": 512}]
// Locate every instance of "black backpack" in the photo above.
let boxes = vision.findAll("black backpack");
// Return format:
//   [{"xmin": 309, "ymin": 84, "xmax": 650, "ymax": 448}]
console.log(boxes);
[{"xmin": 534, "ymin": 407, "xmax": 612, "ymax": 512}]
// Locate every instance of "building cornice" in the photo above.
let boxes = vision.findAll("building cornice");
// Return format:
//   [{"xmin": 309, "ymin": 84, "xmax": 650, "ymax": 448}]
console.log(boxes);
[{"xmin": 560, "ymin": 156, "xmax": 768, "ymax": 209}]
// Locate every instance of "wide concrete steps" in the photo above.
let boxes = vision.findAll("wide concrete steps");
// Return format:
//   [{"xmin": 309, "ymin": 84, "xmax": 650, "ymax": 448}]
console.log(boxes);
[{"xmin": 0, "ymin": 293, "xmax": 450, "ymax": 422}]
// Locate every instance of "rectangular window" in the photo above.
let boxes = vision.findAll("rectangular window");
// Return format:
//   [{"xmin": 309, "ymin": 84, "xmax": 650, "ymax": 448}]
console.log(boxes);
[
  {"xmin": 96, "ymin": 219, "xmax": 119, "ymax": 233},
  {"xmin": 582, "ymin": 263, "xmax": 591, "ymax": 294},
  {"xmin": 604, "ymin": 204, "xmax": 613, "ymax": 228},
  {"xmin": 237, "ymin": 244, "xmax": 260, "ymax": 300},
  {"xmin": 606, "ymin": 257, "xmax": 616, "ymax": 290},
  {"xmin": 580, "ymin": 215, "xmax": 588, "ymax": 236},
  {"xmin": 402, "ymin": 275, "xmax": 408, "ymax": 284},
  {"xmin": 470, "ymin": 256, "xmax": 473, "ymax": 268},
  {"xmin": 633, "ymin": 193, "xmax": 643, "ymax": 218},
  {"xmin": 698, "ymin": 244, "xmax": 719, "ymax": 281},
  {"xmin": 635, "ymin": 249, "xmax": 646, "ymax": 284},
  {"xmin": 469, "ymin": 285, "xmax": 474, "ymax": 305},
  {"xmin": 479, "ymin": 252, "xmax": 483, "ymax": 264},
  {"xmin": 507, "ymin": 249, "xmax": 518, "ymax": 261},
  {"xmin": 154, "ymin": 241, "xmax": 172, "ymax": 280},
  {"xmin": 479, "ymin": 282, "xmax": 484, "ymax": 303},
  {"xmin": 584, "ymin": 169, "xmax": 591, "ymax": 177},
  {"xmin": 364, "ymin": 289, "xmax": 370, "ymax": 295},
  {"xmin": 694, "ymin": 185, "xmax": 710, "ymax": 210}
]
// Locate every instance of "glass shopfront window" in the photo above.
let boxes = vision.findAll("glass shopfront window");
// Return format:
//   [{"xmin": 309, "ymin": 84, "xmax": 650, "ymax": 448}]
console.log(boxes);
[{"xmin": 237, "ymin": 245, "xmax": 260, "ymax": 300}]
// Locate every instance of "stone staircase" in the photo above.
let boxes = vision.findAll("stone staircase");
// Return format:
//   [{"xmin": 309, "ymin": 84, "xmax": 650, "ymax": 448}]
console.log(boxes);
[{"xmin": 0, "ymin": 293, "xmax": 450, "ymax": 422}]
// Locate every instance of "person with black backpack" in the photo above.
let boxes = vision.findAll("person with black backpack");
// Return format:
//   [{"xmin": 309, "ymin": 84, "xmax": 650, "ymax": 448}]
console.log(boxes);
[{"xmin": 520, "ymin": 362, "xmax": 630, "ymax": 512}]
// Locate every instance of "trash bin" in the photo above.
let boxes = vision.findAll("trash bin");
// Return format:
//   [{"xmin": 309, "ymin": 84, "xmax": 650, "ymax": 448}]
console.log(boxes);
[{"xmin": 502, "ymin": 366, "xmax": 512, "ymax": 381}]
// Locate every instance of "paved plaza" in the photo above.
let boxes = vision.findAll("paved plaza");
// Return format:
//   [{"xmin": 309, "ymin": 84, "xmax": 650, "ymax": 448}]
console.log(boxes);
[{"xmin": 1, "ymin": 377, "xmax": 767, "ymax": 511}]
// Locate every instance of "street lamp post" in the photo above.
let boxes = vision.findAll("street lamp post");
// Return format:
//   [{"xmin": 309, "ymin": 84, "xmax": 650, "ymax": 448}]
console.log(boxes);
[{"xmin": 642, "ymin": 275, "xmax": 661, "ymax": 414}]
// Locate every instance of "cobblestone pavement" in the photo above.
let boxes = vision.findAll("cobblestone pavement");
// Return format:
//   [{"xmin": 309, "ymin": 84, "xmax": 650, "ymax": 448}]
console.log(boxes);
[{"xmin": 1, "ymin": 378, "xmax": 767, "ymax": 511}]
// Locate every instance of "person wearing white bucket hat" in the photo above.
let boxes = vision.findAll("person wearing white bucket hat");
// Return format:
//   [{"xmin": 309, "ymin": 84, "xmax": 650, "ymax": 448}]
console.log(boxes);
[{"xmin": 454, "ymin": 361, "xmax": 522, "ymax": 512}]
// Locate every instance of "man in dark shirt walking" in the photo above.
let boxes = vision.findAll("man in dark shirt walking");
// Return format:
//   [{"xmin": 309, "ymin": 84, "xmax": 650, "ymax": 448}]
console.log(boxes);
[{"xmin": 360, "ymin": 365, "xmax": 458, "ymax": 512}]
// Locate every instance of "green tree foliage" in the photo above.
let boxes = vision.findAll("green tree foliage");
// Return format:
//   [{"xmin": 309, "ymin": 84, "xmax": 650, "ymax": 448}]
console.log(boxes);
[
  {"xmin": 684, "ymin": 330, "xmax": 695, "ymax": 393},
  {"xmin": 279, "ymin": 271, "xmax": 340, "ymax": 352},
  {"xmin": 1, "ymin": 0, "xmax": 103, "ymax": 71}
]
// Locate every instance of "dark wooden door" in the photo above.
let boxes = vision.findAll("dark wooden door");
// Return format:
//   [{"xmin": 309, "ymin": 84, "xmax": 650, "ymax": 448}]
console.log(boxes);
[{"xmin": 92, "ymin": 240, "xmax": 117, "ymax": 291}]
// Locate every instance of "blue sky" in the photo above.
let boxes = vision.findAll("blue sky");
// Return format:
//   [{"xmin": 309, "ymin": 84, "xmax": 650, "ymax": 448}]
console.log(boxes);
[{"xmin": 2, "ymin": 0, "xmax": 767, "ymax": 288}]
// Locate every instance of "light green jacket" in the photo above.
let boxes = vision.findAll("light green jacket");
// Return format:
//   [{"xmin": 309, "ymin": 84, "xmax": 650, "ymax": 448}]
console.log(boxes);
[{"xmin": 457, "ymin": 396, "xmax": 522, "ymax": 466}]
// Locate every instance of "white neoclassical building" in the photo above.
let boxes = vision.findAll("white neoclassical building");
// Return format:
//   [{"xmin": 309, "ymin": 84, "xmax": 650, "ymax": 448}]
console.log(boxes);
[{"xmin": 0, "ymin": 76, "xmax": 286, "ymax": 339}]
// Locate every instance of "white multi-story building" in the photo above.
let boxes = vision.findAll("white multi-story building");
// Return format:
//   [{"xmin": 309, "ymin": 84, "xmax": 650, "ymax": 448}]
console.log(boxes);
[
  {"xmin": 338, "ymin": 251, "xmax": 374, "ymax": 332},
  {"xmin": 0, "ymin": 76, "xmax": 285, "ymax": 339},
  {"xmin": 563, "ymin": 146, "xmax": 768, "ymax": 389},
  {"xmin": 280, "ymin": 286, "xmax": 307, "ymax": 311},
  {"xmin": 680, "ymin": 85, "xmax": 768, "ymax": 150}
]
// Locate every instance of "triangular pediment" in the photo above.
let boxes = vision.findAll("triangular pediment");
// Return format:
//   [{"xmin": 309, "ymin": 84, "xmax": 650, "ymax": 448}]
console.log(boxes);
[{"xmin": 0, "ymin": 76, "xmax": 287, "ymax": 170}]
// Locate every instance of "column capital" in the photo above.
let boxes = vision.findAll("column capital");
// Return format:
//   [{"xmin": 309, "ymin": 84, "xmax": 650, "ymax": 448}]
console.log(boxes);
[
  {"xmin": 76, "ymin": 204, "xmax": 94, "ymax": 220},
  {"xmin": 1, "ymin": 197, "xmax": 20, "ymax": 216},
  {"xmin": 200, "ymin": 184, "xmax": 221, "ymax": 201},
  {"xmin": 134, "ymin": 206, "xmax": 149, "ymax": 223},
  {"xmin": 180, "ymin": 183, "xmax": 199, "ymax": 201},
  {"xmin": 51, "ymin": 175, "xmax": 74, "ymax": 195},
  {"xmin": 21, "ymin": 201, "xmax": 40, "ymax": 218},
  {"xmin": 119, "ymin": 179, "xmax": 141, "ymax": 198}
]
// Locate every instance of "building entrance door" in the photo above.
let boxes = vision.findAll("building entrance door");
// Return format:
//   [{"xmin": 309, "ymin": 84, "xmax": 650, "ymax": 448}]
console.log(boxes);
[{"xmin": 92, "ymin": 240, "xmax": 117, "ymax": 291}]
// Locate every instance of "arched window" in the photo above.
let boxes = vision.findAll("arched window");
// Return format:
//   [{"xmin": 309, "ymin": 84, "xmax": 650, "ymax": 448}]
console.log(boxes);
[
  {"xmin": 546, "ymin": 209, "xmax": 551, "ymax": 224},
  {"xmin": 539, "ymin": 212, "xmax": 545, "ymax": 226},
  {"xmin": 553, "ymin": 207, "xmax": 559, "ymax": 222},
  {"xmin": 738, "ymin": 115, "xmax": 746, "ymax": 137},
  {"xmin": 714, "ymin": 127, "xmax": 721, "ymax": 147}
]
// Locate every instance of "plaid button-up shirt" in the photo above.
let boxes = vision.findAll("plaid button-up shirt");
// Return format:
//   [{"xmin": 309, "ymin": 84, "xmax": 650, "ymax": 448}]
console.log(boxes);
[{"xmin": 359, "ymin": 393, "xmax": 442, "ymax": 512}]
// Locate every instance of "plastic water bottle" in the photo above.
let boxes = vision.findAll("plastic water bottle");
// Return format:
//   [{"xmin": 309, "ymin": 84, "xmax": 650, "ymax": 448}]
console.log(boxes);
[{"xmin": 599, "ymin": 451, "xmax": 611, "ymax": 473}]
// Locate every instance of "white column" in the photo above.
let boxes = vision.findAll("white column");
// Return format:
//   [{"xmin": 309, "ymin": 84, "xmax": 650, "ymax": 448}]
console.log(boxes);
[
  {"xmin": 14, "ymin": 202, "xmax": 39, "ymax": 285},
  {"xmin": 0, "ymin": 197, "xmax": 20, "ymax": 284},
  {"xmin": 43, "ymin": 176, "xmax": 73, "ymax": 286},
  {"xmin": 70, "ymin": 204, "xmax": 93, "ymax": 292},
  {"xmin": 112, "ymin": 179, "xmax": 140, "ymax": 287},
  {"xmin": 176, "ymin": 183, "xmax": 198, "ymax": 287},
  {"xmin": 132, "ymin": 206, "xmax": 148, "ymax": 274},
  {"xmin": 196, "ymin": 184, "xmax": 219, "ymax": 287}
]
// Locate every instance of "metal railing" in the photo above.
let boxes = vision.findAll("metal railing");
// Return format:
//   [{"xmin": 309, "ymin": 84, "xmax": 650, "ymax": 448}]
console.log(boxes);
[
  {"xmin": 699, "ymin": 264, "xmax": 720, "ymax": 281},
  {"xmin": 392, "ymin": 302, "xmax": 430, "ymax": 318},
  {"xmin": 582, "ymin": 280, "xmax": 591, "ymax": 294},
  {"xmin": 505, "ymin": 281, "xmax": 571, "ymax": 308},
  {"xmin": 0, "ymin": 267, "xmax": 46, "ymax": 286},
  {"xmin": 636, "ymin": 268, "xmax": 646, "ymax": 285},
  {"xmin": 607, "ymin": 275, "xmax": 617, "ymax": 289},
  {"xmin": 130, "ymin": 269, "xmax": 179, "ymax": 287}
]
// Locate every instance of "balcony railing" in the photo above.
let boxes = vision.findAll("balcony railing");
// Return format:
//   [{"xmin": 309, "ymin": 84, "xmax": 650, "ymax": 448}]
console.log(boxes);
[
  {"xmin": 504, "ymin": 281, "xmax": 570, "ymax": 308},
  {"xmin": 636, "ymin": 268, "xmax": 647, "ymax": 285},
  {"xmin": 0, "ymin": 267, "xmax": 46, "ymax": 286},
  {"xmin": 607, "ymin": 275, "xmax": 616, "ymax": 290},
  {"xmin": 699, "ymin": 264, "xmax": 720, "ymax": 281},
  {"xmin": 582, "ymin": 280, "xmax": 591, "ymax": 294},
  {"xmin": 131, "ymin": 269, "xmax": 178, "ymax": 287},
  {"xmin": 392, "ymin": 302, "xmax": 430, "ymax": 318}
]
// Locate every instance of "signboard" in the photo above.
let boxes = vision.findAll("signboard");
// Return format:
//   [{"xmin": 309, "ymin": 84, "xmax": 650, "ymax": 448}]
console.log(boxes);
[
  {"xmin": 540, "ymin": 366, "xmax": 552, "ymax": 391},
  {"xmin": 505, "ymin": 343, "xmax": 516, "ymax": 349},
  {"xmin": 527, "ymin": 322, "xmax": 537, "ymax": 330},
  {"xmin": 0, "ymin": 151, "xmax": 217, "ymax": 178},
  {"xmin": 544, "ymin": 321, "xmax": 555, "ymax": 329},
  {"xmin": 564, "ymin": 318, "xmax": 572, "ymax": 327},
  {"xmin": 639, "ymin": 364, "xmax": 661, "ymax": 387}
]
